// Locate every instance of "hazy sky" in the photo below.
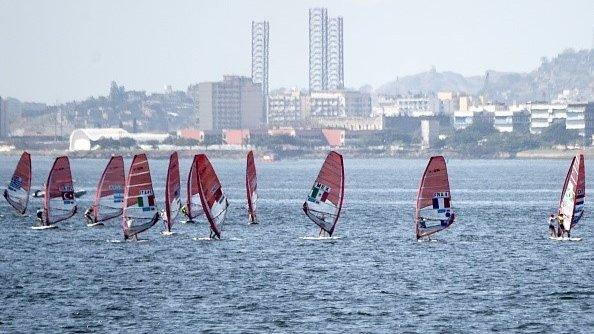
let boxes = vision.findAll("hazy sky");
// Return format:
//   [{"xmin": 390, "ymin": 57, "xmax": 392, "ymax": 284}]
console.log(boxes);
[{"xmin": 1, "ymin": 0, "xmax": 593, "ymax": 103}]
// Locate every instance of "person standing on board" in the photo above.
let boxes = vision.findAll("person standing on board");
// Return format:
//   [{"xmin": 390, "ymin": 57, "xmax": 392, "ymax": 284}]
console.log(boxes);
[
  {"xmin": 556, "ymin": 212, "xmax": 566, "ymax": 237},
  {"xmin": 36, "ymin": 208, "xmax": 43, "ymax": 222},
  {"xmin": 84, "ymin": 207, "xmax": 94, "ymax": 223},
  {"xmin": 547, "ymin": 214, "xmax": 557, "ymax": 237}
]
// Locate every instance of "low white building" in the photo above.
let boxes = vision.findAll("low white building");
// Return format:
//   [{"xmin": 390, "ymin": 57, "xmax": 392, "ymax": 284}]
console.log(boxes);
[
  {"xmin": 527, "ymin": 102, "xmax": 567, "ymax": 133},
  {"xmin": 69, "ymin": 128, "xmax": 169, "ymax": 151}
]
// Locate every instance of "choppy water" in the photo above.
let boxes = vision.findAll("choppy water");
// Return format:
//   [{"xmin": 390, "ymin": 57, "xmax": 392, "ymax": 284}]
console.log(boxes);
[{"xmin": 1, "ymin": 156, "xmax": 593, "ymax": 332}]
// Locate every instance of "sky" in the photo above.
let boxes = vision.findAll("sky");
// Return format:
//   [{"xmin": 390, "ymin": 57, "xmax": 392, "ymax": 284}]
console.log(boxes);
[{"xmin": 0, "ymin": 0, "xmax": 593, "ymax": 103}]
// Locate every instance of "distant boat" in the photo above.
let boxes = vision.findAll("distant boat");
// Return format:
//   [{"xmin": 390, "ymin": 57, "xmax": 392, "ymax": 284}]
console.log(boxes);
[
  {"xmin": 163, "ymin": 151, "xmax": 181, "ymax": 234},
  {"xmin": 302, "ymin": 151, "xmax": 345, "ymax": 237},
  {"xmin": 183, "ymin": 155, "xmax": 202, "ymax": 223},
  {"xmin": 196, "ymin": 154, "xmax": 228, "ymax": 239},
  {"xmin": 34, "ymin": 156, "xmax": 77, "ymax": 229},
  {"xmin": 122, "ymin": 153, "xmax": 159, "ymax": 240},
  {"xmin": 3, "ymin": 151, "xmax": 32, "ymax": 215},
  {"xmin": 557, "ymin": 153, "xmax": 585, "ymax": 236},
  {"xmin": 414, "ymin": 156, "xmax": 455, "ymax": 240},
  {"xmin": 245, "ymin": 150, "xmax": 258, "ymax": 224},
  {"xmin": 86, "ymin": 156, "xmax": 125, "ymax": 227}
]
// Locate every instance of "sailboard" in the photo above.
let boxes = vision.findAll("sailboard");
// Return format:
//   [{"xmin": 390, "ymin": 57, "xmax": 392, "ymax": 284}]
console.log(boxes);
[
  {"xmin": 245, "ymin": 150, "xmax": 258, "ymax": 224},
  {"xmin": 86, "ymin": 156, "xmax": 125, "ymax": 226},
  {"xmin": 122, "ymin": 153, "xmax": 159, "ymax": 240},
  {"xmin": 414, "ymin": 156, "xmax": 455, "ymax": 240},
  {"xmin": 183, "ymin": 155, "xmax": 202, "ymax": 223},
  {"xmin": 38, "ymin": 156, "xmax": 77, "ymax": 227},
  {"xmin": 558, "ymin": 153, "xmax": 585, "ymax": 233},
  {"xmin": 196, "ymin": 154, "xmax": 228, "ymax": 239},
  {"xmin": 302, "ymin": 151, "xmax": 345, "ymax": 237},
  {"xmin": 163, "ymin": 151, "xmax": 181, "ymax": 234},
  {"xmin": 3, "ymin": 151, "xmax": 32, "ymax": 214}
]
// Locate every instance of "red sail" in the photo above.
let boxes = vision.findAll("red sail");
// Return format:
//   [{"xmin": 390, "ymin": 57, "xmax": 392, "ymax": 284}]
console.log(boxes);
[
  {"xmin": 91, "ymin": 156, "xmax": 125, "ymax": 223},
  {"xmin": 43, "ymin": 156, "xmax": 77, "ymax": 225},
  {"xmin": 302, "ymin": 151, "xmax": 345, "ymax": 236},
  {"xmin": 245, "ymin": 150, "xmax": 258, "ymax": 223},
  {"xmin": 164, "ymin": 151, "xmax": 181, "ymax": 232},
  {"xmin": 122, "ymin": 154, "xmax": 159, "ymax": 239},
  {"xmin": 558, "ymin": 153, "xmax": 585, "ymax": 230},
  {"xmin": 414, "ymin": 156, "xmax": 455, "ymax": 239},
  {"xmin": 196, "ymin": 154, "xmax": 228, "ymax": 238},
  {"xmin": 186, "ymin": 155, "xmax": 202, "ymax": 221},
  {"xmin": 4, "ymin": 151, "xmax": 32, "ymax": 214}
]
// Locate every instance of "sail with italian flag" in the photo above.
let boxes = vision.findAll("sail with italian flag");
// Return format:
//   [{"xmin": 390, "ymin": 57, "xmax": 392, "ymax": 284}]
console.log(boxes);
[
  {"xmin": 3, "ymin": 151, "xmax": 32, "ymax": 214},
  {"xmin": 558, "ymin": 153, "xmax": 585, "ymax": 231},
  {"xmin": 88, "ymin": 155, "xmax": 125, "ymax": 225},
  {"xmin": 42, "ymin": 156, "xmax": 77, "ymax": 226},
  {"xmin": 302, "ymin": 151, "xmax": 344, "ymax": 236},
  {"xmin": 196, "ymin": 154, "xmax": 228, "ymax": 239},
  {"xmin": 122, "ymin": 153, "xmax": 159, "ymax": 239},
  {"xmin": 164, "ymin": 151, "xmax": 181, "ymax": 233},
  {"xmin": 414, "ymin": 156, "xmax": 455, "ymax": 240},
  {"xmin": 245, "ymin": 150, "xmax": 258, "ymax": 224},
  {"xmin": 184, "ymin": 155, "xmax": 202, "ymax": 223}
]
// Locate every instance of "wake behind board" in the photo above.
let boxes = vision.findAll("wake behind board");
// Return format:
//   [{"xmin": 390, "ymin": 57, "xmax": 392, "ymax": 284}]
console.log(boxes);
[
  {"xmin": 549, "ymin": 236, "xmax": 582, "ymax": 241},
  {"xmin": 86, "ymin": 222, "xmax": 104, "ymax": 227},
  {"xmin": 31, "ymin": 225, "xmax": 58, "ymax": 230},
  {"xmin": 161, "ymin": 231, "xmax": 176, "ymax": 236},
  {"xmin": 300, "ymin": 236, "xmax": 342, "ymax": 240},
  {"xmin": 181, "ymin": 220, "xmax": 196, "ymax": 224}
]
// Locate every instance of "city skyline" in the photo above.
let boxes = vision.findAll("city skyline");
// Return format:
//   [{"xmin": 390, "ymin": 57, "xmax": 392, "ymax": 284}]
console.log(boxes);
[{"xmin": 1, "ymin": 0, "xmax": 593, "ymax": 103}]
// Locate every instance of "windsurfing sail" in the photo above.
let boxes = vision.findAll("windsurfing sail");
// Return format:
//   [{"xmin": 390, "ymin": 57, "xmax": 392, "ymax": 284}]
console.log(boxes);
[
  {"xmin": 245, "ymin": 150, "xmax": 258, "ymax": 223},
  {"xmin": 302, "ymin": 151, "xmax": 345, "ymax": 236},
  {"xmin": 185, "ymin": 155, "xmax": 202, "ymax": 222},
  {"xmin": 414, "ymin": 156, "xmax": 455, "ymax": 239},
  {"xmin": 89, "ymin": 156, "xmax": 125, "ymax": 223},
  {"xmin": 196, "ymin": 154, "xmax": 228, "ymax": 239},
  {"xmin": 42, "ymin": 156, "xmax": 77, "ymax": 226},
  {"xmin": 164, "ymin": 151, "xmax": 181, "ymax": 232},
  {"xmin": 3, "ymin": 151, "xmax": 32, "ymax": 214},
  {"xmin": 122, "ymin": 153, "xmax": 159, "ymax": 239},
  {"xmin": 558, "ymin": 153, "xmax": 585, "ymax": 231}
]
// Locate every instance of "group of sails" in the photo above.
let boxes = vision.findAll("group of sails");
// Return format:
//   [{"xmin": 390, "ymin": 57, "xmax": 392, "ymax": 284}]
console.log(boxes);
[{"xmin": 2, "ymin": 150, "xmax": 586, "ymax": 241}]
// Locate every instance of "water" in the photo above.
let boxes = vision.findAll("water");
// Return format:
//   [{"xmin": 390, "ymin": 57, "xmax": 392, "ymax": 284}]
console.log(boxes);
[{"xmin": 1, "ymin": 156, "xmax": 593, "ymax": 332}]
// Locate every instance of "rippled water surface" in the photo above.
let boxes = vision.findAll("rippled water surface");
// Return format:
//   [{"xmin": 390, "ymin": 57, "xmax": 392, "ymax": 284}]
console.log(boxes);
[{"xmin": 1, "ymin": 156, "xmax": 593, "ymax": 332}]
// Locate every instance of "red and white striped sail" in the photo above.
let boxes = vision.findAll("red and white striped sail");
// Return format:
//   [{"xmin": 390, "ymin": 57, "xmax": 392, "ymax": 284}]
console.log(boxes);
[
  {"xmin": 558, "ymin": 153, "xmax": 585, "ymax": 230},
  {"xmin": 164, "ymin": 151, "xmax": 181, "ymax": 232},
  {"xmin": 43, "ymin": 156, "xmax": 77, "ymax": 226},
  {"xmin": 122, "ymin": 154, "xmax": 159, "ymax": 239},
  {"xmin": 4, "ymin": 151, "xmax": 32, "ymax": 214},
  {"xmin": 245, "ymin": 150, "xmax": 258, "ymax": 223},
  {"xmin": 414, "ymin": 156, "xmax": 455, "ymax": 239},
  {"xmin": 196, "ymin": 154, "xmax": 228, "ymax": 238},
  {"xmin": 302, "ymin": 151, "xmax": 344, "ymax": 236},
  {"xmin": 91, "ymin": 156, "xmax": 125, "ymax": 223},
  {"xmin": 185, "ymin": 155, "xmax": 202, "ymax": 221}
]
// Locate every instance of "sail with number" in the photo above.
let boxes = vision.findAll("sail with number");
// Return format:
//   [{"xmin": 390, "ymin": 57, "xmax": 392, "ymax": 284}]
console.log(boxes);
[
  {"xmin": 414, "ymin": 156, "xmax": 455, "ymax": 239},
  {"xmin": 90, "ymin": 156, "xmax": 125, "ymax": 223},
  {"xmin": 164, "ymin": 151, "xmax": 181, "ymax": 232},
  {"xmin": 246, "ymin": 150, "xmax": 258, "ymax": 223},
  {"xmin": 302, "ymin": 151, "xmax": 344, "ymax": 236},
  {"xmin": 558, "ymin": 153, "xmax": 585, "ymax": 231},
  {"xmin": 3, "ymin": 151, "xmax": 32, "ymax": 214},
  {"xmin": 185, "ymin": 155, "xmax": 202, "ymax": 222},
  {"xmin": 43, "ymin": 156, "xmax": 77, "ymax": 226},
  {"xmin": 196, "ymin": 154, "xmax": 228, "ymax": 239},
  {"xmin": 122, "ymin": 154, "xmax": 159, "ymax": 239}
]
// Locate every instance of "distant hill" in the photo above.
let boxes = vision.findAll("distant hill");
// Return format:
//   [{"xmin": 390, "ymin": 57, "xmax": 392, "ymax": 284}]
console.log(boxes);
[{"xmin": 378, "ymin": 49, "xmax": 594, "ymax": 102}]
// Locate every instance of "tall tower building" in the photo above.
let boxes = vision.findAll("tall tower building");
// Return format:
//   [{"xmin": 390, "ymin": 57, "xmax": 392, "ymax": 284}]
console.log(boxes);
[
  {"xmin": 327, "ymin": 16, "xmax": 344, "ymax": 90},
  {"xmin": 251, "ymin": 21, "xmax": 269, "ymax": 122},
  {"xmin": 309, "ymin": 8, "xmax": 328, "ymax": 92},
  {"xmin": 309, "ymin": 8, "xmax": 344, "ymax": 92}
]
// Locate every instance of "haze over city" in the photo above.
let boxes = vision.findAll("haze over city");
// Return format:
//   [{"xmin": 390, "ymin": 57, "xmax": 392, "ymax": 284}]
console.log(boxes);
[{"xmin": 1, "ymin": 0, "xmax": 593, "ymax": 103}]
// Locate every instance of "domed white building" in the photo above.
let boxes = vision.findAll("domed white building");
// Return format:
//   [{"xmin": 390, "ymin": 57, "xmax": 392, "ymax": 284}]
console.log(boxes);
[{"xmin": 69, "ymin": 128, "xmax": 130, "ymax": 151}]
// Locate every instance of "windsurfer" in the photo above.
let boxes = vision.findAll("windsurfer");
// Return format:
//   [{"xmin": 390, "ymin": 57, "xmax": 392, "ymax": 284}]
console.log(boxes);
[
  {"xmin": 418, "ymin": 217, "xmax": 427, "ymax": 228},
  {"xmin": 84, "ymin": 206, "xmax": 94, "ymax": 223},
  {"xmin": 556, "ymin": 212, "xmax": 566, "ymax": 237},
  {"xmin": 547, "ymin": 214, "xmax": 556, "ymax": 237},
  {"xmin": 36, "ymin": 209, "xmax": 43, "ymax": 222},
  {"xmin": 180, "ymin": 204, "xmax": 189, "ymax": 219}
]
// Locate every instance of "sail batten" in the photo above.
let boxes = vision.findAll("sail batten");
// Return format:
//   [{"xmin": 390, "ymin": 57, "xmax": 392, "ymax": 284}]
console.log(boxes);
[
  {"xmin": 414, "ymin": 156, "xmax": 455, "ymax": 239},
  {"xmin": 558, "ymin": 153, "xmax": 585, "ymax": 230},
  {"xmin": 91, "ymin": 156, "xmax": 125, "ymax": 223},
  {"xmin": 4, "ymin": 152, "xmax": 32, "ymax": 214},
  {"xmin": 122, "ymin": 154, "xmax": 159, "ymax": 239},
  {"xmin": 195, "ymin": 154, "xmax": 228, "ymax": 238},
  {"xmin": 245, "ymin": 150, "xmax": 258, "ymax": 223},
  {"xmin": 43, "ymin": 156, "xmax": 77, "ymax": 226},
  {"xmin": 302, "ymin": 151, "xmax": 344, "ymax": 236},
  {"xmin": 164, "ymin": 152, "xmax": 181, "ymax": 232}
]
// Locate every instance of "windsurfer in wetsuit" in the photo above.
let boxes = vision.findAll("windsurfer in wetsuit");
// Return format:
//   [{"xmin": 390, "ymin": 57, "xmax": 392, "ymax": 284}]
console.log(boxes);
[
  {"xmin": 84, "ymin": 206, "xmax": 94, "ymax": 224},
  {"xmin": 418, "ymin": 217, "xmax": 427, "ymax": 229},
  {"xmin": 547, "ymin": 214, "xmax": 556, "ymax": 237},
  {"xmin": 36, "ymin": 209, "xmax": 43, "ymax": 222},
  {"xmin": 557, "ymin": 212, "xmax": 566, "ymax": 237}
]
